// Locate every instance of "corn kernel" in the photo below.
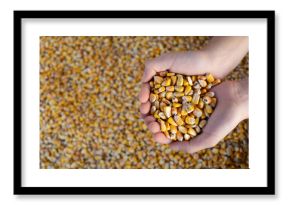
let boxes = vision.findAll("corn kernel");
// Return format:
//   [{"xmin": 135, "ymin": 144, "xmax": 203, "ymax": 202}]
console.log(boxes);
[
  {"xmin": 206, "ymin": 73, "xmax": 215, "ymax": 83},
  {"xmin": 168, "ymin": 117, "xmax": 177, "ymax": 126}
]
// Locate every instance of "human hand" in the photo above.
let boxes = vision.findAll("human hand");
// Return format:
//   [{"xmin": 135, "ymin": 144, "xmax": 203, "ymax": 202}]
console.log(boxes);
[
  {"xmin": 139, "ymin": 51, "xmax": 216, "ymax": 144},
  {"xmin": 139, "ymin": 51, "xmax": 248, "ymax": 153},
  {"xmin": 170, "ymin": 79, "xmax": 248, "ymax": 153}
]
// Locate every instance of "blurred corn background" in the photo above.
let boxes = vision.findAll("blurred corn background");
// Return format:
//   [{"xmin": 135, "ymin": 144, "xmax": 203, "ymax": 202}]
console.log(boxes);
[{"xmin": 40, "ymin": 36, "xmax": 248, "ymax": 169}]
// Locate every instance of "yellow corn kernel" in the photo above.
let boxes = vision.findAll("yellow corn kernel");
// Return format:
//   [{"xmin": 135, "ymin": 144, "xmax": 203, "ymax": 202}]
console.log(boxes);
[
  {"xmin": 158, "ymin": 112, "xmax": 166, "ymax": 119},
  {"xmin": 193, "ymin": 81, "xmax": 201, "ymax": 89},
  {"xmin": 162, "ymin": 78, "xmax": 171, "ymax": 86},
  {"xmin": 149, "ymin": 93, "xmax": 158, "ymax": 103},
  {"xmin": 165, "ymin": 91, "xmax": 173, "ymax": 100},
  {"xmin": 198, "ymin": 75, "xmax": 206, "ymax": 80},
  {"xmin": 154, "ymin": 76, "xmax": 163, "ymax": 84},
  {"xmin": 165, "ymin": 121, "xmax": 171, "ymax": 130},
  {"xmin": 170, "ymin": 125, "xmax": 177, "ymax": 134},
  {"xmin": 188, "ymin": 127, "xmax": 197, "ymax": 136},
  {"xmin": 195, "ymin": 126, "xmax": 201, "ymax": 133},
  {"xmin": 174, "ymin": 115, "xmax": 184, "ymax": 126},
  {"xmin": 184, "ymin": 133, "xmax": 191, "ymax": 141},
  {"xmin": 176, "ymin": 74, "xmax": 184, "ymax": 86},
  {"xmin": 177, "ymin": 108, "xmax": 182, "ymax": 115},
  {"xmin": 185, "ymin": 103, "xmax": 194, "ymax": 114},
  {"xmin": 198, "ymin": 79, "xmax": 207, "ymax": 87},
  {"xmin": 159, "ymin": 119, "xmax": 167, "ymax": 132},
  {"xmin": 182, "ymin": 96, "xmax": 192, "ymax": 102},
  {"xmin": 150, "ymin": 106, "xmax": 156, "ymax": 114},
  {"xmin": 153, "ymin": 100, "xmax": 160, "ymax": 109},
  {"xmin": 185, "ymin": 116, "xmax": 195, "ymax": 125},
  {"xmin": 159, "ymin": 102, "xmax": 166, "ymax": 112},
  {"xmin": 171, "ymin": 107, "xmax": 177, "ymax": 115},
  {"xmin": 184, "ymin": 124, "xmax": 192, "ymax": 129},
  {"xmin": 195, "ymin": 117, "xmax": 199, "ymax": 125},
  {"xmin": 206, "ymin": 83, "xmax": 212, "ymax": 89},
  {"xmin": 198, "ymin": 100, "xmax": 204, "ymax": 109},
  {"xmin": 162, "ymin": 98, "xmax": 171, "ymax": 105},
  {"xmin": 171, "ymin": 76, "xmax": 177, "ymax": 85},
  {"xmin": 173, "ymin": 102, "xmax": 182, "ymax": 108},
  {"xmin": 199, "ymin": 120, "xmax": 207, "ymax": 128},
  {"xmin": 172, "ymin": 97, "xmax": 179, "ymax": 103},
  {"xmin": 167, "ymin": 117, "xmax": 177, "ymax": 126},
  {"xmin": 206, "ymin": 73, "xmax": 215, "ymax": 83},
  {"xmin": 187, "ymin": 89, "xmax": 194, "ymax": 96},
  {"xmin": 191, "ymin": 75, "xmax": 196, "ymax": 82},
  {"xmin": 174, "ymin": 92, "xmax": 184, "ymax": 97},
  {"xmin": 192, "ymin": 92, "xmax": 200, "ymax": 104},
  {"xmin": 205, "ymin": 104, "xmax": 213, "ymax": 114},
  {"xmin": 154, "ymin": 84, "xmax": 161, "ymax": 89},
  {"xmin": 193, "ymin": 108, "xmax": 202, "ymax": 117},
  {"xmin": 170, "ymin": 132, "xmax": 177, "ymax": 141},
  {"xmin": 166, "ymin": 86, "xmax": 174, "ymax": 92},
  {"xmin": 205, "ymin": 91, "xmax": 215, "ymax": 97},
  {"xmin": 187, "ymin": 76, "xmax": 193, "ymax": 86},
  {"xmin": 212, "ymin": 79, "xmax": 221, "ymax": 86},
  {"xmin": 175, "ymin": 86, "xmax": 184, "ymax": 92},
  {"xmin": 181, "ymin": 107, "xmax": 188, "ymax": 116},
  {"xmin": 154, "ymin": 111, "xmax": 160, "ymax": 119},
  {"xmin": 159, "ymin": 91, "xmax": 166, "ymax": 98},
  {"xmin": 176, "ymin": 131, "xmax": 184, "ymax": 141},
  {"xmin": 184, "ymin": 85, "xmax": 192, "ymax": 95},
  {"xmin": 211, "ymin": 97, "xmax": 217, "ymax": 107},
  {"xmin": 203, "ymin": 96, "xmax": 212, "ymax": 104},
  {"xmin": 201, "ymin": 88, "xmax": 207, "ymax": 94},
  {"xmin": 178, "ymin": 126, "xmax": 187, "ymax": 134},
  {"xmin": 158, "ymin": 86, "xmax": 165, "ymax": 93},
  {"xmin": 164, "ymin": 106, "xmax": 171, "ymax": 118}
]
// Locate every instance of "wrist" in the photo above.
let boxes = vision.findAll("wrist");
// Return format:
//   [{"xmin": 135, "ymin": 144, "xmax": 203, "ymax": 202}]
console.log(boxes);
[
  {"xmin": 202, "ymin": 37, "xmax": 249, "ymax": 79},
  {"xmin": 197, "ymin": 50, "xmax": 218, "ymax": 76},
  {"xmin": 200, "ymin": 49, "xmax": 229, "ymax": 79},
  {"xmin": 203, "ymin": 48, "xmax": 228, "ymax": 79}
]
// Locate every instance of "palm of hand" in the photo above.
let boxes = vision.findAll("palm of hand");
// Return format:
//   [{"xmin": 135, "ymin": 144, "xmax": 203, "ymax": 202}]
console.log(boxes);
[{"xmin": 170, "ymin": 81, "xmax": 242, "ymax": 153}]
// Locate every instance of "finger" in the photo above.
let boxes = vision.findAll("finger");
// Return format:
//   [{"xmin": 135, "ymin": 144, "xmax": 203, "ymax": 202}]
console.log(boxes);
[
  {"xmin": 144, "ymin": 115, "xmax": 156, "ymax": 125},
  {"xmin": 142, "ymin": 53, "xmax": 176, "ymax": 83},
  {"xmin": 170, "ymin": 132, "xmax": 215, "ymax": 153},
  {"xmin": 139, "ymin": 83, "xmax": 150, "ymax": 103},
  {"xmin": 147, "ymin": 121, "xmax": 160, "ymax": 134},
  {"xmin": 140, "ymin": 101, "xmax": 151, "ymax": 115},
  {"xmin": 170, "ymin": 140, "xmax": 192, "ymax": 153},
  {"xmin": 142, "ymin": 62, "xmax": 157, "ymax": 83},
  {"xmin": 153, "ymin": 132, "xmax": 171, "ymax": 144}
]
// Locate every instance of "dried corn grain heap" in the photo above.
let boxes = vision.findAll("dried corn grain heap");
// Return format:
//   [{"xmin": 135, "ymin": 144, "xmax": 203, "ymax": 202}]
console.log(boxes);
[
  {"xmin": 40, "ymin": 36, "xmax": 248, "ymax": 169},
  {"xmin": 149, "ymin": 72, "xmax": 220, "ymax": 141}
]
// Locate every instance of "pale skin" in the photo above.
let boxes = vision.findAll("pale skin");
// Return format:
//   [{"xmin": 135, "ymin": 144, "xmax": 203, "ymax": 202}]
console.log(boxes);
[{"xmin": 139, "ymin": 36, "xmax": 249, "ymax": 153}]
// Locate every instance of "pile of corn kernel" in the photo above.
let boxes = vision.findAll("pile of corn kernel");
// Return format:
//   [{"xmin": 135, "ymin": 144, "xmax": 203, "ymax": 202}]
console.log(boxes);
[
  {"xmin": 149, "ymin": 72, "xmax": 220, "ymax": 141},
  {"xmin": 40, "ymin": 36, "xmax": 248, "ymax": 169}
]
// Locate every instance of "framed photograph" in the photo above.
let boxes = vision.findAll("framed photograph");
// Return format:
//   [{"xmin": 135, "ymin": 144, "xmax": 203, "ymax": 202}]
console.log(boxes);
[{"xmin": 14, "ymin": 10, "xmax": 275, "ymax": 195}]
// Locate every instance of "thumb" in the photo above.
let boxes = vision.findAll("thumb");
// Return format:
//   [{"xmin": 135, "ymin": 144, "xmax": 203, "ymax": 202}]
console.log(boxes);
[
  {"xmin": 170, "ymin": 131, "xmax": 216, "ymax": 153},
  {"xmin": 142, "ymin": 52, "xmax": 176, "ymax": 83}
]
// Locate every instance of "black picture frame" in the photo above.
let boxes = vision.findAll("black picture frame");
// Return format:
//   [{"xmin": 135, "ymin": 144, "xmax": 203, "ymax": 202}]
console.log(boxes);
[{"xmin": 14, "ymin": 10, "xmax": 275, "ymax": 195}]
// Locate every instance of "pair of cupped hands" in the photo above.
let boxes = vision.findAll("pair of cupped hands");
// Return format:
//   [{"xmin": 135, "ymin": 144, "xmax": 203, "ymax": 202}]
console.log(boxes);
[{"xmin": 139, "ymin": 48, "xmax": 248, "ymax": 153}]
